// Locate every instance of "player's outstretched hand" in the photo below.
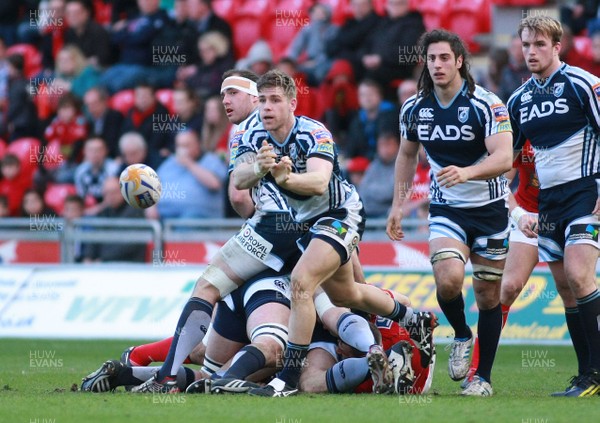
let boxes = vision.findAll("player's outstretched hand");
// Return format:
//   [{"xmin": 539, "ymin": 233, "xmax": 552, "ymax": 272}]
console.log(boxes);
[
  {"xmin": 386, "ymin": 205, "xmax": 405, "ymax": 241},
  {"xmin": 271, "ymin": 156, "xmax": 292, "ymax": 184},
  {"xmin": 256, "ymin": 140, "xmax": 277, "ymax": 175},
  {"xmin": 518, "ymin": 212, "xmax": 539, "ymax": 238},
  {"xmin": 437, "ymin": 166, "xmax": 469, "ymax": 188}
]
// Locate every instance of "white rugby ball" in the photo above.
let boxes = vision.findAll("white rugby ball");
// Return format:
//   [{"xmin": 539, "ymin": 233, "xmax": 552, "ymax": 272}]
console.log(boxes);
[{"xmin": 119, "ymin": 163, "xmax": 162, "ymax": 209}]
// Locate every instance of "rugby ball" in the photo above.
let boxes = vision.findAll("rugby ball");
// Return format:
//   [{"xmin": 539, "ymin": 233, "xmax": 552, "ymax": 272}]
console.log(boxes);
[{"xmin": 119, "ymin": 163, "xmax": 162, "ymax": 209}]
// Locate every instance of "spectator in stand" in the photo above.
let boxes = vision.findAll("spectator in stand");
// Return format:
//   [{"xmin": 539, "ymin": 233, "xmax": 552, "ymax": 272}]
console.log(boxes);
[
  {"xmin": 560, "ymin": 0, "xmax": 600, "ymax": 35},
  {"xmin": 62, "ymin": 193, "xmax": 85, "ymax": 262},
  {"xmin": 396, "ymin": 78, "xmax": 417, "ymax": 107},
  {"xmin": 497, "ymin": 35, "xmax": 530, "ymax": 102},
  {"xmin": 360, "ymin": 0, "xmax": 425, "ymax": 92},
  {"xmin": 21, "ymin": 188, "xmax": 57, "ymax": 217},
  {"xmin": 0, "ymin": 37, "xmax": 10, "ymax": 134},
  {"xmin": 344, "ymin": 78, "xmax": 396, "ymax": 160},
  {"xmin": 83, "ymin": 87, "xmax": 124, "ymax": 158},
  {"xmin": 117, "ymin": 131, "xmax": 148, "ymax": 173},
  {"xmin": 74, "ymin": 137, "xmax": 119, "ymax": 208},
  {"xmin": 358, "ymin": 127, "xmax": 399, "ymax": 218},
  {"xmin": 172, "ymin": 87, "xmax": 203, "ymax": 135},
  {"xmin": 100, "ymin": 0, "xmax": 172, "ymax": 93},
  {"xmin": 182, "ymin": 0, "xmax": 232, "ymax": 64},
  {"xmin": 559, "ymin": 25, "xmax": 590, "ymax": 69},
  {"xmin": 5, "ymin": 54, "xmax": 38, "ymax": 141},
  {"xmin": 49, "ymin": 45, "xmax": 102, "ymax": 99},
  {"xmin": 325, "ymin": 0, "xmax": 380, "ymax": 82},
  {"xmin": 152, "ymin": 129, "xmax": 227, "ymax": 219},
  {"xmin": 37, "ymin": 0, "xmax": 68, "ymax": 72},
  {"xmin": 586, "ymin": 31, "xmax": 600, "ymax": 75},
  {"xmin": 44, "ymin": 93, "xmax": 88, "ymax": 180},
  {"xmin": 180, "ymin": 31, "xmax": 235, "ymax": 101},
  {"xmin": 64, "ymin": 0, "xmax": 112, "ymax": 67},
  {"xmin": 200, "ymin": 94, "xmax": 229, "ymax": 152},
  {"xmin": 0, "ymin": 195, "xmax": 9, "ymax": 217},
  {"xmin": 236, "ymin": 40, "xmax": 274, "ymax": 77},
  {"xmin": 477, "ymin": 47, "xmax": 509, "ymax": 97},
  {"xmin": 111, "ymin": 0, "xmax": 139, "ymax": 23},
  {"xmin": 0, "ymin": 0, "xmax": 20, "ymax": 47},
  {"xmin": 81, "ymin": 176, "xmax": 146, "ymax": 262},
  {"xmin": 286, "ymin": 2, "xmax": 338, "ymax": 86},
  {"xmin": 321, "ymin": 59, "xmax": 359, "ymax": 147},
  {"xmin": 276, "ymin": 57, "xmax": 314, "ymax": 119},
  {"xmin": 16, "ymin": 1, "xmax": 43, "ymax": 45},
  {"xmin": 344, "ymin": 155, "xmax": 370, "ymax": 187},
  {"xmin": 120, "ymin": 81, "xmax": 173, "ymax": 168},
  {"xmin": 0, "ymin": 153, "xmax": 33, "ymax": 216}
]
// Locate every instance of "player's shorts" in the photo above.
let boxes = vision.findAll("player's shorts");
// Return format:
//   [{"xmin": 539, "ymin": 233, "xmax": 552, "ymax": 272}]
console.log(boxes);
[
  {"xmin": 429, "ymin": 199, "xmax": 510, "ymax": 260},
  {"xmin": 212, "ymin": 269, "xmax": 291, "ymax": 344},
  {"xmin": 537, "ymin": 175, "xmax": 600, "ymax": 262},
  {"xmin": 229, "ymin": 211, "xmax": 304, "ymax": 274},
  {"xmin": 297, "ymin": 206, "xmax": 366, "ymax": 264},
  {"xmin": 509, "ymin": 221, "xmax": 538, "ymax": 247}
]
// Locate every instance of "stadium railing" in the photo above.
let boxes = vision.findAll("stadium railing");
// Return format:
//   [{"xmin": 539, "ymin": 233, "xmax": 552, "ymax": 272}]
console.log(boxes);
[{"xmin": 0, "ymin": 216, "xmax": 429, "ymax": 263}]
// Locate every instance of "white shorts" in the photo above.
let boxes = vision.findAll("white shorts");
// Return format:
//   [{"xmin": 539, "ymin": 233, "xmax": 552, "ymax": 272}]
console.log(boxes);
[{"xmin": 509, "ymin": 224, "xmax": 538, "ymax": 247}]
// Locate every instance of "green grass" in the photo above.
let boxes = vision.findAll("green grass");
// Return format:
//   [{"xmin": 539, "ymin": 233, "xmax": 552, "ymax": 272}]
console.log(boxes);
[{"xmin": 1, "ymin": 339, "xmax": 597, "ymax": 423}]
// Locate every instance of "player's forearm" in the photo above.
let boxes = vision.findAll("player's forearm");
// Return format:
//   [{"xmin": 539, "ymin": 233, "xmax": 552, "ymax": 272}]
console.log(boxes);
[
  {"xmin": 228, "ymin": 181, "xmax": 254, "ymax": 219},
  {"xmin": 464, "ymin": 150, "xmax": 512, "ymax": 181},
  {"xmin": 232, "ymin": 163, "xmax": 262, "ymax": 190},
  {"xmin": 391, "ymin": 152, "xmax": 418, "ymax": 208},
  {"xmin": 279, "ymin": 171, "xmax": 329, "ymax": 196}
]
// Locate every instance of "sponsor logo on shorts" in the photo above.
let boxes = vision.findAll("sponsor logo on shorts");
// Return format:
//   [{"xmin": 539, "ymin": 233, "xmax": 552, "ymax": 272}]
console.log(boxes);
[
  {"xmin": 234, "ymin": 225, "xmax": 274, "ymax": 262},
  {"xmin": 486, "ymin": 238, "xmax": 509, "ymax": 256},
  {"xmin": 567, "ymin": 224, "xmax": 599, "ymax": 242}
]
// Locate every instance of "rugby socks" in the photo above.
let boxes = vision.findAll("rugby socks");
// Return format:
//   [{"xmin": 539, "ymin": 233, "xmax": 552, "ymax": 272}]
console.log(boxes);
[
  {"xmin": 337, "ymin": 312, "xmax": 376, "ymax": 354},
  {"xmin": 118, "ymin": 366, "xmax": 190, "ymax": 388},
  {"xmin": 222, "ymin": 345, "xmax": 266, "ymax": 380},
  {"xmin": 277, "ymin": 341, "xmax": 309, "ymax": 388},
  {"xmin": 129, "ymin": 337, "xmax": 192, "ymax": 366},
  {"xmin": 326, "ymin": 357, "xmax": 370, "ymax": 393},
  {"xmin": 437, "ymin": 292, "xmax": 472, "ymax": 339},
  {"xmin": 475, "ymin": 304, "xmax": 502, "ymax": 383},
  {"xmin": 576, "ymin": 290, "xmax": 600, "ymax": 371},
  {"xmin": 565, "ymin": 306, "xmax": 590, "ymax": 375},
  {"xmin": 157, "ymin": 297, "xmax": 213, "ymax": 381},
  {"xmin": 469, "ymin": 303, "xmax": 510, "ymax": 376},
  {"xmin": 384, "ymin": 301, "xmax": 414, "ymax": 325}
]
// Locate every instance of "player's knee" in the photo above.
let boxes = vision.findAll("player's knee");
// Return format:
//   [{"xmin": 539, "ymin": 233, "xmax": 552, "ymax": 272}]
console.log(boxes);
[
  {"xmin": 299, "ymin": 372, "xmax": 325, "ymax": 393},
  {"xmin": 472, "ymin": 264, "xmax": 503, "ymax": 282},
  {"xmin": 197, "ymin": 264, "xmax": 237, "ymax": 300},
  {"xmin": 251, "ymin": 323, "xmax": 288, "ymax": 365},
  {"xmin": 189, "ymin": 343, "xmax": 206, "ymax": 365},
  {"xmin": 430, "ymin": 248, "xmax": 466, "ymax": 266},
  {"xmin": 500, "ymin": 278, "xmax": 525, "ymax": 305}
]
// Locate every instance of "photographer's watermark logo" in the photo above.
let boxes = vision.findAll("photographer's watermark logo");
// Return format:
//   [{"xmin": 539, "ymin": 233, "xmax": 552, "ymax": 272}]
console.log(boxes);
[
  {"xmin": 399, "ymin": 45, "xmax": 426, "ymax": 65},
  {"xmin": 30, "ymin": 350, "xmax": 63, "ymax": 368},
  {"xmin": 151, "ymin": 393, "xmax": 187, "ymax": 404},
  {"xmin": 30, "ymin": 215, "xmax": 63, "ymax": 232},
  {"xmin": 152, "ymin": 249, "xmax": 187, "ymax": 267},
  {"xmin": 29, "ymin": 78, "xmax": 65, "ymax": 98},
  {"xmin": 30, "ymin": 9, "xmax": 63, "ymax": 28},
  {"xmin": 30, "ymin": 144, "xmax": 64, "ymax": 167},
  {"xmin": 152, "ymin": 46, "xmax": 186, "ymax": 65},
  {"xmin": 152, "ymin": 114, "xmax": 186, "ymax": 132},
  {"xmin": 521, "ymin": 9, "xmax": 551, "ymax": 19},
  {"xmin": 398, "ymin": 394, "xmax": 433, "ymax": 406},
  {"xmin": 275, "ymin": 10, "xmax": 309, "ymax": 27},
  {"xmin": 521, "ymin": 349, "xmax": 555, "ymax": 368}
]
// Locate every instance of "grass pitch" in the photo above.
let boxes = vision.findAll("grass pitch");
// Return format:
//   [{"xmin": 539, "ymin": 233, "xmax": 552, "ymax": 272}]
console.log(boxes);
[{"xmin": 1, "ymin": 339, "xmax": 597, "ymax": 423}]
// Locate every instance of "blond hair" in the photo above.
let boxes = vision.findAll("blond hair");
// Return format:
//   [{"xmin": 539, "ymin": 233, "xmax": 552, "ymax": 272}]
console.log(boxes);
[{"xmin": 518, "ymin": 16, "xmax": 563, "ymax": 45}]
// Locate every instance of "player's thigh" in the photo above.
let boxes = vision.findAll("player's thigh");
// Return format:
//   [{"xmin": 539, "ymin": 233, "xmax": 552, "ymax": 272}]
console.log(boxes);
[
  {"xmin": 320, "ymin": 259, "xmax": 362, "ymax": 307},
  {"xmin": 246, "ymin": 301, "xmax": 290, "ymax": 364},
  {"xmin": 564, "ymin": 243, "xmax": 600, "ymax": 297},
  {"xmin": 292, "ymin": 237, "xmax": 343, "ymax": 293},
  {"xmin": 429, "ymin": 237, "xmax": 470, "ymax": 294},
  {"xmin": 500, "ymin": 240, "xmax": 538, "ymax": 304},
  {"xmin": 204, "ymin": 329, "xmax": 245, "ymax": 367}
]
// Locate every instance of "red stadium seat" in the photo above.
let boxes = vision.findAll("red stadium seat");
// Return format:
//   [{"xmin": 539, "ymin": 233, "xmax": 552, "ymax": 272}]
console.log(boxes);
[
  {"xmin": 44, "ymin": 183, "xmax": 77, "ymax": 216},
  {"xmin": 232, "ymin": 16, "xmax": 267, "ymax": 58},
  {"xmin": 574, "ymin": 35, "xmax": 593, "ymax": 60},
  {"xmin": 373, "ymin": 0, "xmax": 387, "ymax": 15},
  {"xmin": 411, "ymin": 0, "xmax": 451, "ymax": 31},
  {"xmin": 7, "ymin": 137, "xmax": 41, "ymax": 177},
  {"xmin": 109, "ymin": 89, "xmax": 135, "ymax": 116},
  {"xmin": 93, "ymin": 0, "xmax": 113, "ymax": 25},
  {"xmin": 267, "ymin": 11, "xmax": 305, "ymax": 62},
  {"xmin": 156, "ymin": 88, "xmax": 176, "ymax": 114},
  {"xmin": 41, "ymin": 140, "xmax": 63, "ymax": 171},
  {"xmin": 212, "ymin": 0, "xmax": 239, "ymax": 23},
  {"xmin": 448, "ymin": 0, "xmax": 491, "ymax": 53},
  {"xmin": 6, "ymin": 44, "xmax": 43, "ymax": 78}
]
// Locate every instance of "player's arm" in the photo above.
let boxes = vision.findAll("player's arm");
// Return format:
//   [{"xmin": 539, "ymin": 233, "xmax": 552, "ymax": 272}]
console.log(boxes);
[
  {"xmin": 227, "ymin": 180, "xmax": 254, "ymax": 219},
  {"xmin": 386, "ymin": 137, "xmax": 421, "ymax": 241},
  {"xmin": 232, "ymin": 141, "xmax": 277, "ymax": 189},
  {"xmin": 437, "ymin": 131, "xmax": 513, "ymax": 187},
  {"xmin": 272, "ymin": 156, "xmax": 332, "ymax": 196}
]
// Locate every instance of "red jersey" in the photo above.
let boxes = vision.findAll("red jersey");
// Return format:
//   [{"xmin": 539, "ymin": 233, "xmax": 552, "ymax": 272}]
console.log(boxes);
[
  {"xmin": 513, "ymin": 140, "xmax": 539, "ymax": 213},
  {"xmin": 354, "ymin": 316, "xmax": 431, "ymax": 394}
]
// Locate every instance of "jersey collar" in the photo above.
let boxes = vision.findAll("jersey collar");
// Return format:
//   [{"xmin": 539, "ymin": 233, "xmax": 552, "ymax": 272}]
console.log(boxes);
[
  {"xmin": 267, "ymin": 116, "xmax": 299, "ymax": 147},
  {"xmin": 433, "ymin": 80, "xmax": 467, "ymax": 109}
]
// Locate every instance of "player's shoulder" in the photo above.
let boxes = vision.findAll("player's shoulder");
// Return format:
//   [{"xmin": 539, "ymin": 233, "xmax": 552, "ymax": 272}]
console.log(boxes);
[
  {"xmin": 237, "ymin": 109, "xmax": 261, "ymax": 131},
  {"xmin": 506, "ymin": 78, "xmax": 532, "ymax": 109},
  {"xmin": 561, "ymin": 63, "xmax": 600, "ymax": 92},
  {"xmin": 471, "ymin": 84, "xmax": 505, "ymax": 108},
  {"xmin": 297, "ymin": 116, "xmax": 334, "ymax": 142},
  {"xmin": 400, "ymin": 92, "xmax": 422, "ymax": 116}
]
